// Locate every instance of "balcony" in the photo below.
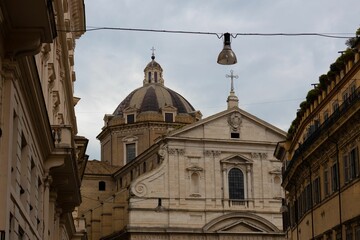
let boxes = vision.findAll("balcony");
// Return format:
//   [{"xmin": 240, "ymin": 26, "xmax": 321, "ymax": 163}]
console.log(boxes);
[
  {"xmin": 0, "ymin": 0, "xmax": 57, "ymax": 56},
  {"xmin": 52, "ymin": 125, "xmax": 73, "ymax": 148},
  {"xmin": 284, "ymin": 86, "xmax": 360, "ymax": 179},
  {"xmin": 49, "ymin": 125, "xmax": 81, "ymax": 213}
]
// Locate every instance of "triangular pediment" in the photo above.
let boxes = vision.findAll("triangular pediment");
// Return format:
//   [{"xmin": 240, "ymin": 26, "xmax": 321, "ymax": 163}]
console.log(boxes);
[
  {"xmin": 220, "ymin": 154, "xmax": 253, "ymax": 165},
  {"xmin": 123, "ymin": 106, "xmax": 138, "ymax": 113},
  {"xmin": 165, "ymin": 107, "xmax": 286, "ymax": 142},
  {"xmin": 161, "ymin": 105, "xmax": 177, "ymax": 112}
]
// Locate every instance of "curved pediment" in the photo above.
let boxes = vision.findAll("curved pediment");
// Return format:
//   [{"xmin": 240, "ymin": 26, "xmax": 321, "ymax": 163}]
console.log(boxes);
[{"xmin": 203, "ymin": 212, "xmax": 281, "ymax": 234}]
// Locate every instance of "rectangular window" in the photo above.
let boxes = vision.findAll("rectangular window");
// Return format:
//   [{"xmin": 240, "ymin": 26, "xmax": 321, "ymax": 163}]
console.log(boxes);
[
  {"xmin": 331, "ymin": 163, "xmax": 339, "ymax": 192},
  {"xmin": 343, "ymin": 90, "xmax": 349, "ymax": 102},
  {"xmin": 231, "ymin": 132, "xmax": 240, "ymax": 138},
  {"xmin": 126, "ymin": 143, "xmax": 136, "ymax": 163},
  {"xmin": 324, "ymin": 111, "xmax": 329, "ymax": 122},
  {"xmin": 165, "ymin": 112, "xmax": 174, "ymax": 123},
  {"xmin": 126, "ymin": 114, "xmax": 135, "ymax": 124},
  {"xmin": 350, "ymin": 147, "xmax": 359, "ymax": 179},
  {"xmin": 346, "ymin": 226, "xmax": 353, "ymax": 240},
  {"xmin": 143, "ymin": 161, "xmax": 147, "ymax": 173},
  {"xmin": 336, "ymin": 229, "xmax": 342, "ymax": 240},
  {"xmin": 333, "ymin": 101, "xmax": 339, "ymax": 113},
  {"xmin": 355, "ymin": 226, "xmax": 360, "ymax": 240},
  {"xmin": 324, "ymin": 166, "xmax": 330, "ymax": 196},
  {"xmin": 313, "ymin": 177, "xmax": 321, "ymax": 204},
  {"xmin": 344, "ymin": 155, "xmax": 350, "ymax": 183}
]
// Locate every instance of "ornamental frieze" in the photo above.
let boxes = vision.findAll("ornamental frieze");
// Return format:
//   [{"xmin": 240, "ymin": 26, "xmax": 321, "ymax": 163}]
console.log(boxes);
[
  {"xmin": 251, "ymin": 152, "xmax": 268, "ymax": 160},
  {"xmin": 204, "ymin": 150, "xmax": 221, "ymax": 157},
  {"xmin": 168, "ymin": 148, "xmax": 185, "ymax": 155}
]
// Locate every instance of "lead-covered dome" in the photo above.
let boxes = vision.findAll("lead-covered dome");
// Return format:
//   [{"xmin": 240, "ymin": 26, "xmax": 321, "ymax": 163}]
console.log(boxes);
[{"xmin": 112, "ymin": 54, "xmax": 199, "ymax": 121}]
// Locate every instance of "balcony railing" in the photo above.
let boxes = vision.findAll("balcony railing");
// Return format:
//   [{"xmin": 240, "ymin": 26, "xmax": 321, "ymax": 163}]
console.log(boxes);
[
  {"xmin": 225, "ymin": 199, "xmax": 254, "ymax": 208},
  {"xmin": 284, "ymin": 86, "xmax": 360, "ymax": 178},
  {"xmin": 51, "ymin": 125, "xmax": 73, "ymax": 148}
]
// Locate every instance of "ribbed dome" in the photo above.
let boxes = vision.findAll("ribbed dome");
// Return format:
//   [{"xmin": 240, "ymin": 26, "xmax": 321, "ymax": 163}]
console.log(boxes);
[
  {"xmin": 113, "ymin": 84, "xmax": 195, "ymax": 116},
  {"xmin": 113, "ymin": 55, "xmax": 196, "ymax": 116}
]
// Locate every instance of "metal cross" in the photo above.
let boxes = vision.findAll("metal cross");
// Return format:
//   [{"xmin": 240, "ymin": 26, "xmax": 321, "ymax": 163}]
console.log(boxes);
[
  {"xmin": 226, "ymin": 70, "xmax": 238, "ymax": 92},
  {"xmin": 151, "ymin": 46, "xmax": 156, "ymax": 57}
]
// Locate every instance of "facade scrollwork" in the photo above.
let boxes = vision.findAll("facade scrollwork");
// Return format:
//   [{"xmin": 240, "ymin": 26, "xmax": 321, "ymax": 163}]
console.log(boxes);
[
  {"xmin": 227, "ymin": 112, "xmax": 242, "ymax": 131},
  {"xmin": 132, "ymin": 183, "xmax": 148, "ymax": 197}
]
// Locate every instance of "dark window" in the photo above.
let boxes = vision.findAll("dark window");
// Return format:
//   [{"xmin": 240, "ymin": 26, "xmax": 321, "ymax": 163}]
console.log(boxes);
[
  {"xmin": 350, "ymin": 147, "xmax": 359, "ymax": 179},
  {"xmin": 346, "ymin": 226, "xmax": 353, "ymax": 240},
  {"xmin": 228, "ymin": 168, "xmax": 244, "ymax": 200},
  {"xmin": 344, "ymin": 155, "xmax": 350, "ymax": 183},
  {"xmin": 324, "ymin": 166, "xmax": 330, "ymax": 196},
  {"xmin": 126, "ymin": 143, "xmax": 136, "ymax": 163},
  {"xmin": 331, "ymin": 163, "xmax": 339, "ymax": 192},
  {"xmin": 143, "ymin": 161, "xmax": 147, "ymax": 173},
  {"xmin": 231, "ymin": 132, "xmax": 240, "ymax": 138},
  {"xmin": 99, "ymin": 181, "xmax": 106, "ymax": 191},
  {"xmin": 165, "ymin": 113, "xmax": 174, "ymax": 123},
  {"xmin": 148, "ymin": 72, "xmax": 151, "ymax": 81},
  {"xmin": 324, "ymin": 111, "xmax": 329, "ymax": 122},
  {"xmin": 336, "ymin": 229, "xmax": 342, "ymax": 240},
  {"xmin": 355, "ymin": 226, "xmax": 360, "ymax": 240},
  {"xmin": 313, "ymin": 177, "xmax": 321, "ymax": 204},
  {"xmin": 127, "ymin": 114, "xmax": 135, "ymax": 124},
  {"xmin": 333, "ymin": 101, "xmax": 339, "ymax": 113},
  {"xmin": 154, "ymin": 72, "xmax": 158, "ymax": 82}
]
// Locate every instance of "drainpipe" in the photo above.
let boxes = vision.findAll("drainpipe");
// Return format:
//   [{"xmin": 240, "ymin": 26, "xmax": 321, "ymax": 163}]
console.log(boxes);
[{"xmin": 307, "ymin": 160, "xmax": 315, "ymax": 240}]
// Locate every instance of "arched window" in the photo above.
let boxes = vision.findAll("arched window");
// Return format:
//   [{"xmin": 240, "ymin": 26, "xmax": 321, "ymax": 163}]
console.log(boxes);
[
  {"xmin": 191, "ymin": 173, "xmax": 200, "ymax": 193},
  {"xmin": 228, "ymin": 168, "xmax": 244, "ymax": 200},
  {"xmin": 154, "ymin": 72, "xmax": 158, "ymax": 82}
]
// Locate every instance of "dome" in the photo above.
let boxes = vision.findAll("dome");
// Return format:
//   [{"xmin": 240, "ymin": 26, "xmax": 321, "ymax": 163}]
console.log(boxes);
[
  {"xmin": 113, "ymin": 54, "xmax": 197, "ymax": 118},
  {"xmin": 113, "ymin": 84, "xmax": 196, "ymax": 116}
]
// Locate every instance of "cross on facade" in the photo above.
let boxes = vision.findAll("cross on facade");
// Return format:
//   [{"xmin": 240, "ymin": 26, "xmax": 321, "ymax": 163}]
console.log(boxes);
[{"xmin": 226, "ymin": 70, "xmax": 238, "ymax": 93}]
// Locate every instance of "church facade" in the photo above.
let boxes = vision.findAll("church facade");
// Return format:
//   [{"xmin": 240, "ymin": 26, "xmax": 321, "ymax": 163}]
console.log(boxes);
[{"xmin": 79, "ymin": 55, "xmax": 286, "ymax": 240}]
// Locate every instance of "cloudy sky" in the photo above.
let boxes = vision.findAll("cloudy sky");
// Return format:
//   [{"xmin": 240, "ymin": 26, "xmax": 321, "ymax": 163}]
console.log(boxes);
[{"xmin": 74, "ymin": 0, "xmax": 359, "ymax": 160}]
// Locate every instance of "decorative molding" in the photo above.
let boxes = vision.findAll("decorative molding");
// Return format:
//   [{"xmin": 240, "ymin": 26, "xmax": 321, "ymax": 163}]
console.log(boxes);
[
  {"xmin": 251, "ymin": 152, "xmax": 268, "ymax": 160},
  {"xmin": 132, "ymin": 183, "xmax": 147, "ymax": 197},
  {"xmin": 204, "ymin": 150, "xmax": 222, "ymax": 157},
  {"xmin": 186, "ymin": 166, "xmax": 204, "ymax": 172},
  {"xmin": 158, "ymin": 145, "xmax": 167, "ymax": 159},
  {"xmin": 168, "ymin": 148, "xmax": 185, "ymax": 155},
  {"xmin": 227, "ymin": 112, "xmax": 242, "ymax": 131}
]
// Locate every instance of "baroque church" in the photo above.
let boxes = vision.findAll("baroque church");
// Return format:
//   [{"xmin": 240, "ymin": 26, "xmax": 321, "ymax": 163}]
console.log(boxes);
[{"xmin": 79, "ymin": 53, "xmax": 287, "ymax": 240}]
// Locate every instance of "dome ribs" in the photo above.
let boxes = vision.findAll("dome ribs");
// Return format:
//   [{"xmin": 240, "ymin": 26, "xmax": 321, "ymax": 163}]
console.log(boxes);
[
  {"xmin": 167, "ymin": 88, "xmax": 194, "ymax": 113},
  {"xmin": 140, "ymin": 86, "xmax": 159, "ymax": 112}
]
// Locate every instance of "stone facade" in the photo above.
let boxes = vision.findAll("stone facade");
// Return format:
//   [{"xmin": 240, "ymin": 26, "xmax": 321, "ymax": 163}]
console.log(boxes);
[
  {"xmin": 0, "ymin": 0, "xmax": 87, "ymax": 239},
  {"xmin": 80, "ymin": 106, "xmax": 287, "ymax": 239},
  {"xmin": 275, "ymin": 36, "xmax": 360, "ymax": 239}
]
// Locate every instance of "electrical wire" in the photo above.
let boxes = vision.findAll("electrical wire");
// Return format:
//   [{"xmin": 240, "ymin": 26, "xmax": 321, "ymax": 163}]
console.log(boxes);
[{"xmin": 56, "ymin": 26, "xmax": 355, "ymax": 39}]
